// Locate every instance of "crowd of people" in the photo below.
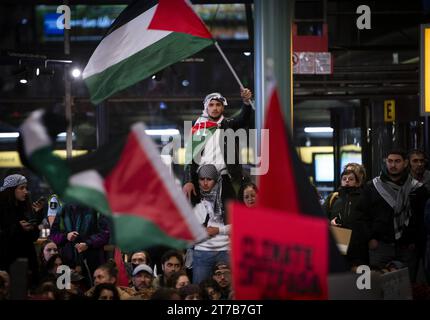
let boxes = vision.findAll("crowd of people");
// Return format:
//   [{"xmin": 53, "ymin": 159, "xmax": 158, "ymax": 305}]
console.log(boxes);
[
  {"xmin": 324, "ymin": 149, "xmax": 430, "ymax": 290},
  {"xmin": 1, "ymin": 87, "xmax": 430, "ymax": 299},
  {"xmin": 0, "ymin": 171, "xmax": 258, "ymax": 300}
]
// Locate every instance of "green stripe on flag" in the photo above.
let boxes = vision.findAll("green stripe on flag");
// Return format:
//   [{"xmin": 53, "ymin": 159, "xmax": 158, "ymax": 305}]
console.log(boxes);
[
  {"xmin": 64, "ymin": 185, "xmax": 111, "ymax": 216},
  {"xmin": 113, "ymin": 214, "xmax": 190, "ymax": 251},
  {"xmin": 85, "ymin": 32, "xmax": 213, "ymax": 104},
  {"xmin": 30, "ymin": 147, "xmax": 71, "ymax": 195}
]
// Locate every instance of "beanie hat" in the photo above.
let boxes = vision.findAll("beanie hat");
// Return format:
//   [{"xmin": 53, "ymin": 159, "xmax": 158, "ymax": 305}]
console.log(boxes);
[{"xmin": 197, "ymin": 164, "xmax": 219, "ymax": 181}]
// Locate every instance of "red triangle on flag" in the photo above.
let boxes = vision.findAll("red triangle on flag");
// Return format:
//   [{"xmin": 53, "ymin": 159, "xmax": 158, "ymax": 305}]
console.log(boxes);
[
  {"xmin": 114, "ymin": 247, "xmax": 130, "ymax": 287},
  {"xmin": 257, "ymin": 88, "xmax": 300, "ymax": 213},
  {"xmin": 104, "ymin": 123, "xmax": 207, "ymax": 251},
  {"xmin": 148, "ymin": 0, "xmax": 213, "ymax": 39}
]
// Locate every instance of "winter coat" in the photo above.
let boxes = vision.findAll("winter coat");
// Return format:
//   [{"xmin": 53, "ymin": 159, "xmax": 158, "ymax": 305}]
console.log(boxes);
[
  {"xmin": 357, "ymin": 174, "xmax": 428, "ymax": 247},
  {"xmin": 324, "ymin": 187, "xmax": 368, "ymax": 265},
  {"xmin": 49, "ymin": 204, "xmax": 110, "ymax": 277},
  {"xmin": 0, "ymin": 195, "xmax": 39, "ymax": 279}
]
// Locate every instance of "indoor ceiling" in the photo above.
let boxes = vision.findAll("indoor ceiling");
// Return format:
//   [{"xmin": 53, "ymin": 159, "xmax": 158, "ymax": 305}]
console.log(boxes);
[{"xmin": 0, "ymin": 0, "xmax": 429, "ymax": 138}]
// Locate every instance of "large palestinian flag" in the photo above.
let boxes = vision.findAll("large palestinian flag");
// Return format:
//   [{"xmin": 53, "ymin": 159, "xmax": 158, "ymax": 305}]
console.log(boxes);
[
  {"xmin": 83, "ymin": 0, "xmax": 214, "ymax": 104},
  {"xmin": 18, "ymin": 110, "xmax": 207, "ymax": 251},
  {"xmin": 230, "ymin": 88, "xmax": 347, "ymax": 300}
]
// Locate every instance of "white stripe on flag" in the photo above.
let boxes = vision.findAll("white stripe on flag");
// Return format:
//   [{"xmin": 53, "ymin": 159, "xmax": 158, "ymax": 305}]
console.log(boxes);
[
  {"xmin": 20, "ymin": 110, "xmax": 52, "ymax": 156},
  {"xmin": 69, "ymin": 170, "xmax": 106, "ymax": 195},
  {"xmin": 131, "ymin": 122, "xmax": 207, "ymax": 243},
  {"xmin": 83, "ymin": 5, "xmax": 172, "ymax": 79}
]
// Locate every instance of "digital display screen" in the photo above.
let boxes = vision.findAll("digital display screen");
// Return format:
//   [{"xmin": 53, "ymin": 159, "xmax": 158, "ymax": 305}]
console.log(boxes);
[
  {"xmin": 314, "ymin": 153, "xmax": 334, "ymax": 182},
  {"xmin": 35, "ymin": 4, "xmax": 248, "ymax": 42},
  {"xmin": 340, "ymin": 152, "xmax": 362, "ymax": 173},
  {"xmin": 36, "ymin": 5, "xmax": 126, "ymax": 42}
]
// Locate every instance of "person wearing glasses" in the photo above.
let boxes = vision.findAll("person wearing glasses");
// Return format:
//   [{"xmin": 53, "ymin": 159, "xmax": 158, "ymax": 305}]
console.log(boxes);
[{"xmin": 211, "ymin": 262, "xmax": 231, "ymax": 299}]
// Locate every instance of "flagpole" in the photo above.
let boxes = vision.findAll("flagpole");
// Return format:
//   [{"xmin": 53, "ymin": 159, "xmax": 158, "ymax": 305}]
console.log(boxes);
[
  {"xmin": 214, "ymin": 41, "xmax": 255, "ymax": 110},
  {"xmin": 64, "ymin": 0, "xmax": 73, "ymax": 159}
]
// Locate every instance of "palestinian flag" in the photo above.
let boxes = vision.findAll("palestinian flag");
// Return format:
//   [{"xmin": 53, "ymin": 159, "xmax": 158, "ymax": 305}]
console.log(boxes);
[
  {"xmin": 257, "ymin": 88, "xmax": 348, "ymax": 273},
  {"xmin": 18, "ymin": 110, "xmax": 207, "ymax": 251},
  {"xmin": 83, "ymin": 0, "xmax": 214, "ymax": 105},
  {"xmin": 184, "ymin": 119, "xmax": 219, "ymax": 164},
  {"xmin": 230, "ymin": 87, "xmax": 347, "ymax": 300}
]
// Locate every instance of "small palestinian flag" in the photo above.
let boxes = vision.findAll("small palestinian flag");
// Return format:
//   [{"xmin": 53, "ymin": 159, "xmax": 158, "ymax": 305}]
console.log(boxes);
[
  {"xmin": 18, "ymin": 110, "xmax": 207, "ymax": 251},
  {"xmin": 184, "ymin": 119, "xmax": 220, "ymax": 164},
  {"xmin": 83, "ymin": 0, "xmax": 214, "ymax": 105}
]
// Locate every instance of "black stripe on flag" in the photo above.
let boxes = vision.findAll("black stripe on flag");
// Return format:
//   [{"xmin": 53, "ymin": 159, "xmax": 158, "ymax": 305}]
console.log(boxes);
[
  {"xmin": 105, "ymin": 0, "xmax": 159, "ymax": 37},
  {"xmin": 286, "ymin": 128, "xmax": 349, "ymax": 273},
  {"xmin": 67, "ymin": 135, "xmax": 127, "ymax": 178}
]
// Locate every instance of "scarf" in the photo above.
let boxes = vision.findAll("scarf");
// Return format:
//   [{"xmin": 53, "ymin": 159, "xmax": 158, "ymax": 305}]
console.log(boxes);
[
  {"xmin": 373, "ymin": 174, "xmax": 422, "ymax": 239},
  {"xmin": 199, "ymin": 176, "xmax": 224, "ymax": 224},
  {"xmin": 186, "ymin": 114, "xmax": 224, "ymax": 165}
]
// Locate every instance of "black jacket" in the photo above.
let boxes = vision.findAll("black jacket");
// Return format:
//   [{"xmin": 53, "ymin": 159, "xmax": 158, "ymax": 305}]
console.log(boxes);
[
  {"xmin": 357, "ymin": 174, "xmax": 429, "ymax": 246},
  {"xmin": 325, "ymin": 187, "xmax": 368, "ymax": 265},
  {"xmin": 324, "ymin": 187, "xmax": 363, "ymax": 228},
  {"xmin": 0, "ymin": 197, "xmax": 39, "ymax": 276},
  {"xmin": 183, "ymin": 103, "xmax": 254, "ymax": 194}
]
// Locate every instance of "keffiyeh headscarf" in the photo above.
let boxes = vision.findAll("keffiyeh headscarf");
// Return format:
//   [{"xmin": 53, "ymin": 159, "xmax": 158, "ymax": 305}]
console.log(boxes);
[
  {"xmin": 187, "ymin": 94, "xmax": 228, "ymax": 162},
  {"xmin": 202, "ymin": 92, "xmax": 228, "ymax": 117},
  {"xmin": 0, "ymin": 174, "xmax": 27, "ymax": 192},
  {"xmin": 197, "ymin": 164, "xmax": 224, "ymax": 223}
]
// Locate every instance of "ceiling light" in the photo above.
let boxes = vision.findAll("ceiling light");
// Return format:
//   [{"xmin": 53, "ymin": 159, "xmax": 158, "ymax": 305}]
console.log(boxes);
[
  {"xmin": 304, "ymin": 127, "xmax": 333, "ymax": 133},
  {"xmin": 71, "ymin": 68, "xmax": 81, "ymax": 78},
  {"xmin": 145, "ymin": 129, "xmax": 179, "ymax": 136},
  {"xmin": 0, "ymin": 132, "xmax": 19, "ymax": 139}
]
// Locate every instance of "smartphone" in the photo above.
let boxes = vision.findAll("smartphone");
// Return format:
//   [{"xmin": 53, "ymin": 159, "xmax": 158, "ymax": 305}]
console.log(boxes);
[{"xmin": 27, "ymin": 218, "xmax": 38, "ymax": 225}]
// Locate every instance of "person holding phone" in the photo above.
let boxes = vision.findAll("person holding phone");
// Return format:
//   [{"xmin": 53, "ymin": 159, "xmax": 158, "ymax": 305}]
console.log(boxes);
[{"xmin": 0, "ymin": 174, "xmax": 43, "ymax": 285}]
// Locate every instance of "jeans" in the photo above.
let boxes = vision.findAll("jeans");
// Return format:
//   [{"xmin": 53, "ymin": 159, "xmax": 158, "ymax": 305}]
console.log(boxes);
[
  {"xmin": 369, "ymin": 241, "xmax": 417, "ymax": 280},
  {"xmin": 192, "ymin": 250, "xmax": 229, "ymax": 284}
]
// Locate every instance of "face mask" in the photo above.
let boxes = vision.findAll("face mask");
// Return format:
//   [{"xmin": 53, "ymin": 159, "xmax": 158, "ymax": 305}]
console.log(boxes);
[{"xmin": 132, "ymin": 263, "xmax": 139, "ymax": 270}]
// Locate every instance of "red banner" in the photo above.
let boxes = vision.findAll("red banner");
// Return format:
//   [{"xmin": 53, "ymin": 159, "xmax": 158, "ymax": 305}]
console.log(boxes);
[{"xmin": 231, "ymin": 203, "xmax": 328, "ymax": 300}]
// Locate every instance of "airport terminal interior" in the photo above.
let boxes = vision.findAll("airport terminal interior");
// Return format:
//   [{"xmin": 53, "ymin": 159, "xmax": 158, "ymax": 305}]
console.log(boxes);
[
  {"xmin": 0, "ymin": 0, "xmax": 428, "ymax": 196},
  {"xmin": 1, "ymin": 0, "xmax": 430, "ymax": 301}
]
